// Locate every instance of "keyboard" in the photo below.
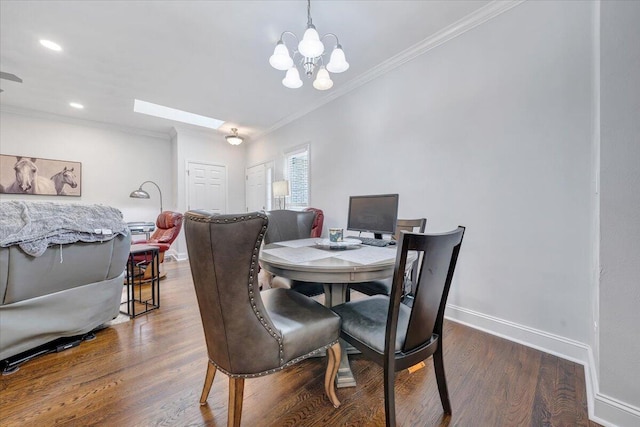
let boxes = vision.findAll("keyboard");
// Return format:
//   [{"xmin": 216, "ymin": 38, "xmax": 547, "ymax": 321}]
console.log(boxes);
[{"xmin": 354, "ymin": 237, "xmax": 393, "ymax": 247}]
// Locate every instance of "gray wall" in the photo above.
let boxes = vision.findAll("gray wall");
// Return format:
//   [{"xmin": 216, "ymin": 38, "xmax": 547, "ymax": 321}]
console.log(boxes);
[
  {"xmin": 248, "ymin": 0, "xmax": 595, "ymax": 345},
  {"xmin": 599, "ymin": 0, "xmax": 640, "ymax": 410}
]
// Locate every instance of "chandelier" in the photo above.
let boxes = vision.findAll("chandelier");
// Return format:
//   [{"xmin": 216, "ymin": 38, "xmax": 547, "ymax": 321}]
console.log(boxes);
[{"xmin": 269, "ymin": 0, "xmax": 349, "ymax": 90}]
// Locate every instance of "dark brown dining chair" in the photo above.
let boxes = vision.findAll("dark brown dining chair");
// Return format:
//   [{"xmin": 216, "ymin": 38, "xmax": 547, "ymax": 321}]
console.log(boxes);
[
  {"xmin": 348, "ymin": 218, "xmax": 426, "ymax": 300},
  {"xmin": 184, "ymin": 211, "xmax": 342, "ymax": 427},
  {"xmin": 264, "ymin": 209, "xmax": 325, "ymax": 297},
  {"xmin": 332, "ymin": 226, "xmax": 465, "ymax": 427}
]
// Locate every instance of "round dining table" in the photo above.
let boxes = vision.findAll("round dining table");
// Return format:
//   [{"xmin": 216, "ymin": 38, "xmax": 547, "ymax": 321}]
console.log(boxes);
[{"xmin": 259, "ymin": 238, "xmax": 415, "ymax": 388}]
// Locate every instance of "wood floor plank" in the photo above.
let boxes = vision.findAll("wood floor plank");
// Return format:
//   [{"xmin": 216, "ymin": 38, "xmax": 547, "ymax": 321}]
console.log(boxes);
[{"xmin": 0, "ymin": 260, "xmax": 600, "ymax": 426}]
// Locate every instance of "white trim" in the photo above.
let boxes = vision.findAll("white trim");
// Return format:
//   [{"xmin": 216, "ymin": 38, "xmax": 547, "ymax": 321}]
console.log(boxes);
[
  {"xmin": 445, "ymin": 304, "xmax": 640, "ymax": 427},
  {"xmin": 0, "ymin": 104, "xmax": 170, "ymax": 140},
  {"xmin": 254, "ymin": 0, "xmax": 526, "ymax": 140}
]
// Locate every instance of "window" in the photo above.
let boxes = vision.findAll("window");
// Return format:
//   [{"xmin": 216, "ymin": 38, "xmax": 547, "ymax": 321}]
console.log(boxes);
[{"xmin": 284, "ymin": 144, "xmax": 309, "ymax": 210}]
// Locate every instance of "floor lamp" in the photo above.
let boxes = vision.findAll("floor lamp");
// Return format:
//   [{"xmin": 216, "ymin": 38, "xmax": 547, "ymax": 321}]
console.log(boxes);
[
  {"xmin": 272, "ymin": 180, "xmax": 289, "ymax": 210},
  {"xmin": 130, "ymin": 180, "xmax": 163, "ymax": 214}
]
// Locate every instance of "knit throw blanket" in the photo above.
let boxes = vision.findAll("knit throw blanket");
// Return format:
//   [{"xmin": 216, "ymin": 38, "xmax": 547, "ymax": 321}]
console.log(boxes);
[{"xmin": 0, "ymin": 201, "xmax": 129, "ymax": 257}]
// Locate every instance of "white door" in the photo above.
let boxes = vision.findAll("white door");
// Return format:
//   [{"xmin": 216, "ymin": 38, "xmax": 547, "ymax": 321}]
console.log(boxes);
[
  {"xmin": 187, "ymin": 162, "xmax": 226, "ymax": 213},
  {"xmin": 246, "ymin": 164, "xmax": 266, "ymax": 212}
]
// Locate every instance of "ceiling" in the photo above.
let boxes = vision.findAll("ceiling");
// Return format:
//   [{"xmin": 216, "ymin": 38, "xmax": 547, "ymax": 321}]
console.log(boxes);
[{"xmin": 0, "ymin": 1, "xmax": 490, "ymax": 140}]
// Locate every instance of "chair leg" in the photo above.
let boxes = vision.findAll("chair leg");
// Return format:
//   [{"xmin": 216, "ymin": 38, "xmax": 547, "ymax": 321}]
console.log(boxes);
[
  {"xmin": 199, "ymin": 360, "xmax": 217, "ymax": 405},
  {"xmin": 228, "ymin": 377, "xmax": 245, "ymax": 427},
  {"xmin": 433, "ymin": 344, "xmax": 452, "ymax": 414},
  {"xmin": 324, "ymin": 342, "xmax": 342, "ymax": 408},
  {"xmin": 383, "ymin": 365, "xmax": 396, "ymax": 427}
]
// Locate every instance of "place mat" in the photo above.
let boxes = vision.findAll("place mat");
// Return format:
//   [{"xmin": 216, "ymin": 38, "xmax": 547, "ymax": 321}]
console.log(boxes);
[{"xmin": 262, "ymin": 246, "xmax": 335, "ymax": 263}]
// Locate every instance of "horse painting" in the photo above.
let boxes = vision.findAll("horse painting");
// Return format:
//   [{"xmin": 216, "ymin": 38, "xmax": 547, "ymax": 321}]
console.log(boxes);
[
  {"xmin": 4, "ymin": 157, "xmax": 57, "ymax": 195},
  {"xmin": 51, "ymin": 166, "xmax": 78, "ymax": 195}
]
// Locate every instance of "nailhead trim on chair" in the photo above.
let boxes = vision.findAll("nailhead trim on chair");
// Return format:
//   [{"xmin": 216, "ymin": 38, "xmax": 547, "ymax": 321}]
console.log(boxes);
[{"xmin": 209, "ymin": 339, "xmax": 340, "ymax": 379}]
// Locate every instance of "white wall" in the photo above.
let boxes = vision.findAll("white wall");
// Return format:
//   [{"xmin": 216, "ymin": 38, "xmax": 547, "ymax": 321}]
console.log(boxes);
[
  {"xmin": 0, "ymin": 109, "xmax": 172, "ymax": 223},
  {"xmin": 171, "ymin": 126, "xmax": 247, "ymax": 259},
  {"xmin": 599, "ymin": 0, "xmax": 640, "ymax": 413},
  {"xmin": 248, "ymin": 1, "xmax": 595, "ymax": 344}
]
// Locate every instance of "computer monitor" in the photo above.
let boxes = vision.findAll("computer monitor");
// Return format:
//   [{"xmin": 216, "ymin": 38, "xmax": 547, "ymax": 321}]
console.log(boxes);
[{"xmin": 347, "ymin": 194, "xmax": 399, "ymax": 239}]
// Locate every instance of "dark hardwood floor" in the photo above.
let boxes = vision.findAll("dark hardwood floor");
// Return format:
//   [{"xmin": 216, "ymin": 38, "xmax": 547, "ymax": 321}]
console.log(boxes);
[{"xmin": 0, "ymin": 260, "xmax": 601, "ymax": 426}]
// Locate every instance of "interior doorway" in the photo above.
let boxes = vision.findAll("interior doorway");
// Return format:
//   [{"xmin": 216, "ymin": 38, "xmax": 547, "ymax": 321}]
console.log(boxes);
[
  {"xmin": 187, "ymin": 162, "xmax": 227, "ymax": 213},
  {"xmin": 246, "ymin": 161, "xmax": 274, "ymax": 212}
]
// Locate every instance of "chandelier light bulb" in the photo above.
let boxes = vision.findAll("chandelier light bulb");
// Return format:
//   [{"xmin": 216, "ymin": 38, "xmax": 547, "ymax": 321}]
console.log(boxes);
[
  {"xmin": 282, "ymin": 67, "xmax": 303, "ymax": 89},
  {"xmin": 326, "ymin": 45, "xmax": 350, "ymax": 73},
  {"xmin": 298, "ymin": 26, "xmax": 324, "ymax": 58},
  {"xmin": 313, "ymin": 67, "xmax": 333, "ymax": 91},
  {"xmin": 269, "ymin": 41, "xmax": 293, "ymax": 71}
]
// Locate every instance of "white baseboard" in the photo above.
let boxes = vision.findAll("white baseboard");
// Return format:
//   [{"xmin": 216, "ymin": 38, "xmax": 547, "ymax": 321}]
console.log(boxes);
[
  {"xmin": 445, "ymin": 304, "xmax": 640, "ymax": 427},
  {"xmin": 165, "ymin": 250, "xmax": 188, "ymax": 262}
]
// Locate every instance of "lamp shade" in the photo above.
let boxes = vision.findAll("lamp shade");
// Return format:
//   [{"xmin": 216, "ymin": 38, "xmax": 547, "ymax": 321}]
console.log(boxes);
[
  {"xmin": 313, "ymin": 67, "xmax": 333, "ymax": 90},
  {"xmin": 282, "ymin": 67, "xmax": 303, "ymax": 89},
  {"xmin": 326, "ymin": 45, "xmax": 349, "ymax": 73},
  {"xmin": 272, "ymin": 180, "xmax": 290, "ymax": 197},
  {"xmin": 298, "ymin": 26, "xmax": 324, "ymax": 58},
  {"xmin": 130, "ymin": 180, "xmax": 163, "ymax": 213},
  {"xmin": 129, "ymin": 189, "xmax": 150, "ymax": 199},
  {"xmin": 226, "ymin": 128, "xmax": 244, "ymax": 145},
  {"xmin": 269, "ymin": 41, "xmax": 293, "ymax": 71}
]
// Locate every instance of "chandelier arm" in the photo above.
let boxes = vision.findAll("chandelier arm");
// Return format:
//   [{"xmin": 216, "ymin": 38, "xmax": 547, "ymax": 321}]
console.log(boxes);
[
  {"xmin": 320, "ymin": 33, "xmax": 341, "ymax": 48},
  {"xmin": 279, "ymin": 30, "xmax": 299, "ymax": 46}
]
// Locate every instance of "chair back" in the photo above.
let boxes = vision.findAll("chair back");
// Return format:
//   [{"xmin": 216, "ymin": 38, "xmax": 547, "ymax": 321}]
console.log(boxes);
[
  {"xmin": 264, "ymin": 210, "xmax": 315, "ymax": 244},
  {"xmin": 149, "ymin": 211, "xmax": 183, "ymax": 244},
  {"xmin": 184, "ymin": 211, "xmax": 284, "ymax": 375},
  {"xmin": 388, "ymin": 227, "xmax": 465, "ymax": 356},
  {"xmin": 393, "ymin": 218, "xmax": 426, "ymax": 240}
]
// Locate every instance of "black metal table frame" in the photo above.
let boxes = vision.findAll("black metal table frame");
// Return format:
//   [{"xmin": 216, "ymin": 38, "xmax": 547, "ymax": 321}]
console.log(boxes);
[{"xmin": 121, "ymin": 245, "xmax": 160, "ymax": 318}]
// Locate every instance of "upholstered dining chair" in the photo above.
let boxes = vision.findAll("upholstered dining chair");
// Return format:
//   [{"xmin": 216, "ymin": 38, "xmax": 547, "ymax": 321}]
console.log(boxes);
[
  {"xmin": 263, "ymin": 209, "xmax": 325, "ymax": 297},
  {"xmin": 184, "ymin": 211, "xmax": 342, "ymax": 427},
  {"xmin": 347, "ymin": 218, "xmax": 426, "ymax": 301},
  {"xmin": 332, "ymin": 226, "xmax": 465, "ymax": 427},
  {"xmin": 132, "ymin": 210, "xmax": 183, "ymax": 279}
]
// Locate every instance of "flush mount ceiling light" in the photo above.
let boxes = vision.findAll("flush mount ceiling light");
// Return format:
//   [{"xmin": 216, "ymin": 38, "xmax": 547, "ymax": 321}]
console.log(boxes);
[
  {"xmin": 225, "ymin": 128, "xmax": 243, "ymax": 145},
  {"xmin": 269, "ymin": 0, "xmax": 349, "ymax": 90},
  {"xmin": 39, "ymin": 39, "xmax": 62, "ymax": 51}
]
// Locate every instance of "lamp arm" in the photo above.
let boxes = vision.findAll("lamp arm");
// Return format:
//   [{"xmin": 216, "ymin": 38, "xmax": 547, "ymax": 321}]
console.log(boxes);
[{"xmin": 141, "ymin": 180, "xmax": 163, "ymax": 213}]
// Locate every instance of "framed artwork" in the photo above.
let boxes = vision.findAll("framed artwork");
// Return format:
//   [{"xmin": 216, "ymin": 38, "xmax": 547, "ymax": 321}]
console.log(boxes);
[{"xmin": 0, "ymin": 154, "xmax": 82, "ymax": 196}]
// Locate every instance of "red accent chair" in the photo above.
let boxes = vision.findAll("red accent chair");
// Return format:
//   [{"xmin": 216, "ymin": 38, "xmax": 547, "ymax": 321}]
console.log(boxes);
[
  {"xmin": 305, "ymin": 207, "xmax": 324, "ymax": 238},
  {"xmin": 133, "ymin": 211, "xmax": 183, "ymax": 279}
]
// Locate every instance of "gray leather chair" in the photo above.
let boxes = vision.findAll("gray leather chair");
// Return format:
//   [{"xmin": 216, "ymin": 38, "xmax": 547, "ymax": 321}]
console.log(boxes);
[
  {"xmin": 348, "ymin": 218, "xmax": 427, "ymax": 300},
  {"xmin": 332, "ymin": 226, "xmax": 465, "ymax": 427},
  {"xmin": 184, "ymin": 211, "xmax": 341, "ymax": 427},
  {"xmin": 264, "ymin": 209, "xmax": 325, "ymax": 297}
]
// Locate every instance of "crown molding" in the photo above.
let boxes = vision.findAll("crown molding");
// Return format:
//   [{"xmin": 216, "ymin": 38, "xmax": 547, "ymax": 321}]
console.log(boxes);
[
  {"xmin": 254, "ymin": 0, "xmax": 526, "ymax": 140},
  {"xmin": 0, "ymin": 104, "xmax": 170, "ymax": 140}
]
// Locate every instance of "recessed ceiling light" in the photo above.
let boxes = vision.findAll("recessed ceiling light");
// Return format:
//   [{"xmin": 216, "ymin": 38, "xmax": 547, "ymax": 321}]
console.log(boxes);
[
  {"xmin": 133, "ymin": 99, "xmax": 224, "ymax": 130},
  {"xmin": 39, "ymin": 39, "xmax": 62, "ymax": 51},
  {"xmin": 69, "ymin": 102, "xmax": 84, "ymax": 109}
]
